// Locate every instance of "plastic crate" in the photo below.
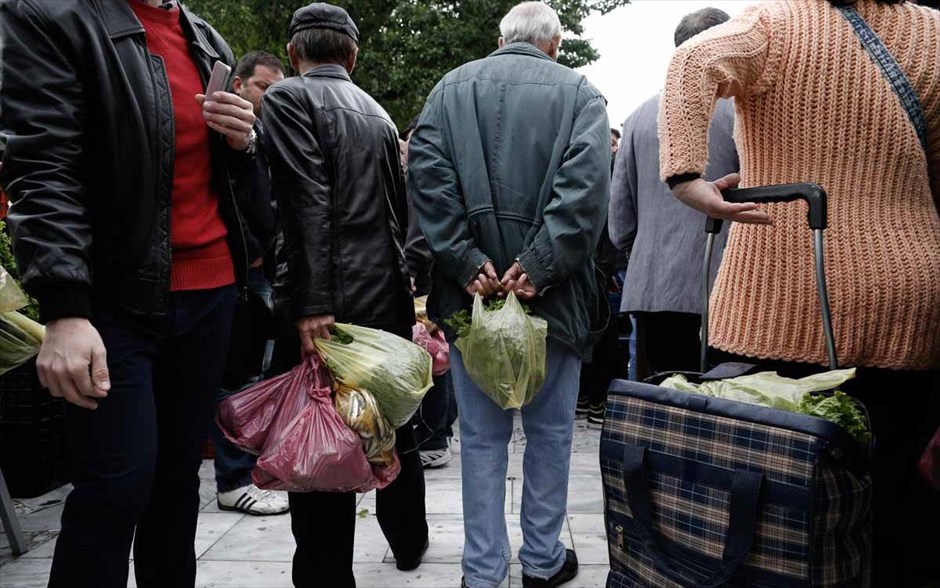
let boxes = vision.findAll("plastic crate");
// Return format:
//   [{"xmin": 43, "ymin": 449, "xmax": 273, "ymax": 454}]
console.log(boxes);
[
  {"xmin": 0, "ymin": 416, "xmax": 69, "ymax": 497},
  {"xmin": 0, "ymin": 360, "xmax": 63, "ymax": 423},
  {"xmin": 0, "ymin": 359, "xmax": 69, "ymax": 497}
]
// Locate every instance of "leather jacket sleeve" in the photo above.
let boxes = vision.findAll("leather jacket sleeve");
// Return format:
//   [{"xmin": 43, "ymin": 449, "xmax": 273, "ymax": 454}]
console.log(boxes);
[
  {"xmin": 0, "ymin": 1, "xmax": 93, "ymax": 321},
  {"xmin": 261, "ymin": 85, "xmax": 334, "ymax": 320}
]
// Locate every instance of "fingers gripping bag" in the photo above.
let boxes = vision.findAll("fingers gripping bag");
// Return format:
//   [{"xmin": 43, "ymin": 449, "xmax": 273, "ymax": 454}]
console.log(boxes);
[
  {"xmin": 314, "ymin": 324, "xmax": 433, "ymax": 428},
  {"xmin": 253, "ymin": 356, "xmax": 373, "ymax": 493},
  {"xmin": 453, "ymin": 293, "xmax": 548, "ymax": 410}
]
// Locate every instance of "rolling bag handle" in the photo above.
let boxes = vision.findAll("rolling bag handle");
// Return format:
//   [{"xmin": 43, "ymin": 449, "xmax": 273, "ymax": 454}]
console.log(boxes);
[{"xmin": 701, "ymin": 183, "xmax": 838, "ymax": 372}]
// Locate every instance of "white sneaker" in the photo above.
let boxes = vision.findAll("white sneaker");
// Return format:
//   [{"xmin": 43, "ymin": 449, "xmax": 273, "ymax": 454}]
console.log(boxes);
[
  {"xmin": 420, "ymin": 447, "xmax": 453, "ymax": 469},
  {"xmin": 217, "ymin": 485, "xmax": 289, "ymax": 516}
]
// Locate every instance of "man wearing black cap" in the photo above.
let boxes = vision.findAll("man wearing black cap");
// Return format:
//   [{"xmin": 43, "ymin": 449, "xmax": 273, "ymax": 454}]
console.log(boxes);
[{"xmin": 262, "ymin": 3, "xmax": 429, "ymax": 587}]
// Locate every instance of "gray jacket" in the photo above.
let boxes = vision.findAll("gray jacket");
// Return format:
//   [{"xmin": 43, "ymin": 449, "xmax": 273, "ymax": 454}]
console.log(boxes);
[
  {"xmin": 407, "ymin": 43, "xmax": 611, "ymax": 358},
  {"xmin": 609, "ymin": 95, "xmax": 738, "ymax": 315}
]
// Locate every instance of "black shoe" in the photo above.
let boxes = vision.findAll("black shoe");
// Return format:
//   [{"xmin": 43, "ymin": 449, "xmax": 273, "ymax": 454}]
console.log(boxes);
[
  {"xmin": 575, "ymin": 396, "xmax": 590, "ymax": 417},
  {"xmin": 396, "ymin": 539, "xmax": 429, "ymax": 571},
  {"xmin": 461, "ymin": 578, "xmax": 467, "ymax": 588},
  {"xmin": 522, "ymin": 549, "xmax": 579, "ymax": 588},
  {"xmin": 587, "ymin": 403, "xmax": 605, "ymax": 429}
]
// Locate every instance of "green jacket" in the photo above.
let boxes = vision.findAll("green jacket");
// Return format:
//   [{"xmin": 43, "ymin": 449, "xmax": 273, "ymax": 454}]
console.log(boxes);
[{"xmin": 407, "ymin": 43, "xmax": 611, "ymax": 359}]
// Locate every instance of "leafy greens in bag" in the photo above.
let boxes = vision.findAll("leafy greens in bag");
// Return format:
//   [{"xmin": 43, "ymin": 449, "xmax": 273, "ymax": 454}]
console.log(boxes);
[
  {"xmin": 315, "ymin": 323, "xmax": 433, "ymax": 428},
  {"xmin": 445, "ymin": 293, "xmax": 548, "ymax": 410},
  {"xmin": 660, "ymin": 369, "xmax": 870, "ymax": 443}
]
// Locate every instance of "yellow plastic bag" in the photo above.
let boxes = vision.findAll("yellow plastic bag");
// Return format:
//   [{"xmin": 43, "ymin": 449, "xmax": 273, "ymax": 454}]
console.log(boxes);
[
  {"xmin": 315, "ymin": 323, "xmax": 432, "ymax": 428},
  {"xmin": 334, "ymin": 384, "xmax": 397, "ymax": 465},
  {"xmin": 455, "ymin": 293, "xmax": 548, "ymax": 410},
  {"xmin": 0, "ymin": 265, "xmax": 43, "ymax": 375}
]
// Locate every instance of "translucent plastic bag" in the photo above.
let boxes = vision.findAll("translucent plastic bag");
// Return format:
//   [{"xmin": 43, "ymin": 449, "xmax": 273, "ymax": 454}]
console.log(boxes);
[
  {"xmin": 253, "ymin": 356, "xmax": 373, "ymax": 493},
  {"xmin": 314, "ymin": 324, "xmax": 432, "ymax": 428},
  {"xmin": 0, "ymin": 265, "xmax": 44, "ymax": 376},
  {"xmin": 454, "ymin": 293, "xmax": 548, "ymax": 410},
  {"xmin": 334, "ymin": 384, "xmax": 397, "ymax": 465},
  {"xmin": 217, "ymin": 369, "xmax": 302, "ymax": 455},
  {"xmin": 413, "ymin": 322, "xmax": 450, "ymax": 376}
]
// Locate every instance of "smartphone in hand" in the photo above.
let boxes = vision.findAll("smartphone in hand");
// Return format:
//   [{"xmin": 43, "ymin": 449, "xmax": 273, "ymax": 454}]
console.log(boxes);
[{"xmin": 205, "ymin": 60, "xmax": 231, "ymax": 97}]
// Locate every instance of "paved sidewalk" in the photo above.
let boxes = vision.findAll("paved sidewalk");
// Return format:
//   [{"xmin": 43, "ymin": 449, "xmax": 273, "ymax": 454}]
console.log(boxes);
[{"xmin": 1, "ymin": 418, "xmax": 609, "ymax": 587}]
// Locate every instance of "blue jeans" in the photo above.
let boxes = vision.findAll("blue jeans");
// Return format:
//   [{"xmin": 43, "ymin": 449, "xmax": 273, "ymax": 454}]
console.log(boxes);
[
  {"xmin": 451, "ymin": 342, "xmax": 581, "ymax": 587},
  {"xmin": 49, "ymin": 286, "xmax": 238, "ymax": 588}
]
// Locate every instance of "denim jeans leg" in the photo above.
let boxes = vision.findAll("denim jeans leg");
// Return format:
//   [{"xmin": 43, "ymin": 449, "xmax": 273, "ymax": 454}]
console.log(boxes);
[
  {"xmin": 212, "ymin": 385, "xmax": 259, "ymax": 493},
  {"xmin": 518, "ymin": 343, "xmax": 581, "ymax": 579},
  {"xmin": 450, "ymin": 348, "xmax": 514, "ymax": 588}
]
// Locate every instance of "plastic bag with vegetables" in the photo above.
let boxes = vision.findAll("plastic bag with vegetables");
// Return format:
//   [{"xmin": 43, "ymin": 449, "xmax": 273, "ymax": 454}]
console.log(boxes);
[
  {"xmin": 445, "ymin": 293, "xmax": 548, "ymax": 410},
  {"xmin": 0, "ymin": 265, "xmax": 44, "ymax": 376},
  {"xmin": 660, "ymin": 369, "xmax": 871, "ymax": 444},
  {"xmin": 334, "ymin": 384, "xmax": 397, "ymax": 465},
  {"xmin": 314, "ymin": 323, "xmax": 433, "ymax": 428}
]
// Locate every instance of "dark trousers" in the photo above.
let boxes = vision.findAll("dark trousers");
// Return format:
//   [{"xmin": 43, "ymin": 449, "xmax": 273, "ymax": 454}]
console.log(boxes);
[
  {"xmin": 271, "ymin": 338, "xmax": 429, "ymax": 588},
  {"xmin": 633, "ymin": 311, "xmax": 701, "ymax": 381},
  {"xmin": 578, "ymin": 313, "xmax": 630, "ymax": 406},
  {"xmin": 212, "ymin": 269, "xmax": 273, "ymax": 493},
  {"xmin": 412, "ymin": 372, "xmax": 456, "ymax": 451},
  {"xmin": 49, "ymin": 286, "xmax": 238, "ymax": 588},
  {"xmin": 711, "ymin": 350, "xmax": 940, "ymax": 587}
]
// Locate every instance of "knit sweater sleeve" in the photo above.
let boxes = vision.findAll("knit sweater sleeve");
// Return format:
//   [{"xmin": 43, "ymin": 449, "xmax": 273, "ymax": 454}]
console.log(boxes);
[{"xmin": 659, "ymin": 3, "xmax": 781, "ymax": 181}]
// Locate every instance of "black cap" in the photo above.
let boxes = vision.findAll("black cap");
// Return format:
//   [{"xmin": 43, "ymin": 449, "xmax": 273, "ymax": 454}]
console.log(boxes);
[{"xmin": 288, "ymin": 3, "xmax": 359, "ymax": 44}]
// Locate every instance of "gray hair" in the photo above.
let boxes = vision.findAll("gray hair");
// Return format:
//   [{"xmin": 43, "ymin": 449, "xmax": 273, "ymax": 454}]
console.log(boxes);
[
  {"xmin": 674, "ymin": 7, "xmax": 730, "ymax": 47},
  {"xmin": 499, "ymin": 2, "xmax": 562, "ymax": 46}
]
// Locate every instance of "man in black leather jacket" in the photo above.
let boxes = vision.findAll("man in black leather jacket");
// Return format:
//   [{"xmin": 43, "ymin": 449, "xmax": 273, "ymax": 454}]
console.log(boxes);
[
  {"xmin": 261, "ymin": 4, "xmax": 428, "ymax": 587},
  {"xmin": 0, "ymin": 1, "xmax": 257, "ymax": 586}
]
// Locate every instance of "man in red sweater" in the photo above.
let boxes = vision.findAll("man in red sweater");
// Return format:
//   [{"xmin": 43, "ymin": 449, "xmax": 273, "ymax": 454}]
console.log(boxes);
[{"xmin": 0, "ymin": 1, "xmax": 257, "ymax": 586}]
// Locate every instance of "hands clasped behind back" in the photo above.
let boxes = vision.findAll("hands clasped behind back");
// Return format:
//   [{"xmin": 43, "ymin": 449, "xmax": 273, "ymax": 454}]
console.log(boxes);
[{"xmin": 467, "ymin": 261, "xmax": 538, "ymax": 301}]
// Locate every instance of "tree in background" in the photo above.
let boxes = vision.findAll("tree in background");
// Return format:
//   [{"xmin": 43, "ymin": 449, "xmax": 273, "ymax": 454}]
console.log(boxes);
[{"xmin": 185, "ymin": 0, "xmax": 628, "ymax": 127}]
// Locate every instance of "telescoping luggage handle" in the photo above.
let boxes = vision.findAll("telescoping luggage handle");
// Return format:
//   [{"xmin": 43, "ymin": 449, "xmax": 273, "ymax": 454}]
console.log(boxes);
[{"xmin": 701, "ymin": 183, "xmax": 838, "ymax": 372}]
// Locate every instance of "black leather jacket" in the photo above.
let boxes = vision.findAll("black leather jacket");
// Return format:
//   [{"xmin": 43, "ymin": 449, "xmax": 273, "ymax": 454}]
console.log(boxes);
[
  {"xmin": 262, "ymin": 65, "xmax": 415, "ymax": 339},
  {"xmin": 0, "ymin": 0, "xmax": 252, "ymax": 321}
]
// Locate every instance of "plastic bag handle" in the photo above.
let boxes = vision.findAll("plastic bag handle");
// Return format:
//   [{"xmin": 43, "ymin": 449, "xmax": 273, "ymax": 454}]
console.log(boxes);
[{"xmin": 622, "ymin": 446, "xmax": 763, "ymax": 588}]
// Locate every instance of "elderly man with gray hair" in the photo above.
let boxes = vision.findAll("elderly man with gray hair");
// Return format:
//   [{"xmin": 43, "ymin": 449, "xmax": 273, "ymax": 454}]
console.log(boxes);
[{"xmin": 408, "ymin": 2, "xmax": 610, "ymax": 587}]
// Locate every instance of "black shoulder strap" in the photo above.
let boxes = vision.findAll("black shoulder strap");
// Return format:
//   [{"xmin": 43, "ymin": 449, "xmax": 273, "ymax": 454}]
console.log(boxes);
[{"xmin": 838, "ymin": 6, "xmax": 928, "ymax": 153}]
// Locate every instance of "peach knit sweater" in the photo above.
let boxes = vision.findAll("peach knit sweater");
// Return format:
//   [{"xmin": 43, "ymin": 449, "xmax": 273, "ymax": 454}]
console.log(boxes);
[{"xmin": 659, "ymin": 0, "xmax": 940, "ymax": 370}]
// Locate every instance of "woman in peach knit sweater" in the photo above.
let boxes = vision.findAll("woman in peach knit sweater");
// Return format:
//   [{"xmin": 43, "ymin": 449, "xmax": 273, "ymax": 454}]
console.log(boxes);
[{"xmin": 659, "ymin": 0, "xmax": 939, "ymax": 584}]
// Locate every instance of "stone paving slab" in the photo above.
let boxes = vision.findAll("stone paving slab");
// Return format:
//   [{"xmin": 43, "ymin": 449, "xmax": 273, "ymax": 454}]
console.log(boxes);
[{"xmin": 1, "ymin": 415, "xmax": 610, "ymax": 587}]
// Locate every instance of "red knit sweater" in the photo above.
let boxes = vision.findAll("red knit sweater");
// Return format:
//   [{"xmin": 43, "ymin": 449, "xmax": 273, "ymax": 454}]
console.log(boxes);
[{"xmin": 130, "ymin": 1, "xmax": 235, "ymax": 292}]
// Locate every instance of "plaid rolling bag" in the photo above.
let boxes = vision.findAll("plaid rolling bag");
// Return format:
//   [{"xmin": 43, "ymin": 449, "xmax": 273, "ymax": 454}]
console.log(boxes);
[{"xmin": 601, "ymin": 185, "xmax": 872, "ymax": 587}]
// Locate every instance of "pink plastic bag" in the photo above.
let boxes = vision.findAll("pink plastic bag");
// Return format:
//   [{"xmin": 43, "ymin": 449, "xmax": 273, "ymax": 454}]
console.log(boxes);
[
  {"xmin": 252, "ymin": 356, "xmax": 373, "ymax": 493},
  {"xmin": 413, "ymin": 322, "xmax": 450, "ymax": 376},
  {"xmin": 920, "ymin": 426, "xmax": 940, "ymax": 491},
  {"xmin": 217, "ymin": 369, "xmax": 302, "ymax": 454}
]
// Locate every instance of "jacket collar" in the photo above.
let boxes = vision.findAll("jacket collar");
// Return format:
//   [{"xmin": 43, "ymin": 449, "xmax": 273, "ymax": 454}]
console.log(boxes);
[
  {"xmin": 301, "ymin": 64, "xmax": 353, "ymax": 82},
  {"xmin": 489, "ymin": 42, "xmax": 554, "ymax": 62},
  {"xmin": 97, "ymin": 0, "xmax": 145, "ymax": 39},
  {"xmin": 96, "ymin": 1, "xmax": 219, "ymax": 60}
]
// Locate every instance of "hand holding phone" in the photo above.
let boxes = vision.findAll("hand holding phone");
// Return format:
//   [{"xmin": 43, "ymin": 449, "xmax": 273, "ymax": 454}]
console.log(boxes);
[{"xmin": 205, "ymin": 60, "xmax": 231, "ymax": 98}]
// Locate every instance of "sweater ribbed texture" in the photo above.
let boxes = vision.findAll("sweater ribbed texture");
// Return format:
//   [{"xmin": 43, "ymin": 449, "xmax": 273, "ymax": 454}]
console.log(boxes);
[{"xmin": 659, "ymin": 0, "xmax": 940, "ymax": 370}]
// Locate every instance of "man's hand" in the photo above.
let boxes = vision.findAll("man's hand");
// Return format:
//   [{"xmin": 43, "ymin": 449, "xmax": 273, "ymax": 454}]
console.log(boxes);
[
  {"xmin": 671, "ymin": 174, "xmax": 773, "ymax": 225},
  {"xmin": 196, "ymin": 91, "xmax": 256, "ymax": 151},
  {"xmin": 297, "ymin": 314, "xmax": 335, "ymax": 355},
  {"xmin": 500, "ymin": 262, "xmax": 538, "ymax": 301},
  {"xmin": 36, "ymin": 318, "xmax": 110, "ymax": 411},
  {"xmin": 466, "ymin": 262, "xmax": 501, "ymax": 298}
]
